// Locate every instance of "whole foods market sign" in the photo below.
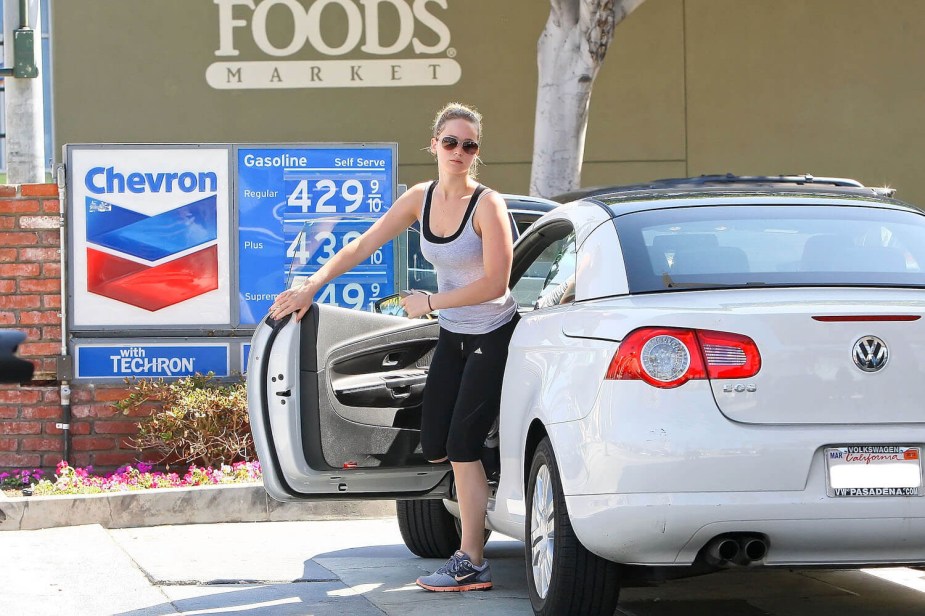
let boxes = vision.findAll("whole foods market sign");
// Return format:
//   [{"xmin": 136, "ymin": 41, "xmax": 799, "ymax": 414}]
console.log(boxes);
[{"xmin": 208, "ymin": 0, "xmax": 461, "ymax": 89}]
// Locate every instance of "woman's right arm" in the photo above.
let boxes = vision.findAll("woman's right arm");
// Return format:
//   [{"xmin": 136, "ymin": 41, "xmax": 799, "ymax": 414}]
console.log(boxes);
[{"xmin": 270, "ymin": 183, "xmax": 426, "ymax": 322}]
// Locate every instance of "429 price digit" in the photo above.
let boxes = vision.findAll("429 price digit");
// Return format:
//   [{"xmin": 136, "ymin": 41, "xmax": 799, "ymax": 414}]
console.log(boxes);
[{"xmin": 287, "ymin": 179, "xmax": 383, "ymax": 213}]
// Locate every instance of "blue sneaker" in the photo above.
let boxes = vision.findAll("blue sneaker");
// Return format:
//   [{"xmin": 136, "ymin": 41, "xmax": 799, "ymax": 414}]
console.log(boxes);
[{"xmin": 416, "ymin": 550, "xmax": 493, "ymax": 592}]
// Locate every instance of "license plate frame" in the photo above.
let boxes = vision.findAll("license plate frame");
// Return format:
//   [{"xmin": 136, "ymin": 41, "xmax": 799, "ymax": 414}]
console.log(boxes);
[{"xmin": 825, "ymin": 445, "xmax": 923, "ymax": 497}]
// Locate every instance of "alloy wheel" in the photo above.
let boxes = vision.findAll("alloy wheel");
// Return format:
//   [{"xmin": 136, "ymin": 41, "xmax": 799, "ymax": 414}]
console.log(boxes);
[{"xmin": 530, "ymin": 463, "xmax": 555, "ymax": 598}]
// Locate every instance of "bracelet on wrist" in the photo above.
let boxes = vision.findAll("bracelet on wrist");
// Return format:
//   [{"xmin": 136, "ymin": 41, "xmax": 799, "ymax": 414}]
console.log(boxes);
[{"xmin": 427, "ymin": 294, "xmax": 434, "ymax": 312}]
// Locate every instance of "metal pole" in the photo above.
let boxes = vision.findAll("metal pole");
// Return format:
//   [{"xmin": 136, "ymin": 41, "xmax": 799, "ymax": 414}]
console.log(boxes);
[
  {"xmin": 55, "ymin": 163, "xmax": 71, "ymax": 465},
  {"xmin": 3, "ymin": 0, "xmax": 44, "ymax": 183}
]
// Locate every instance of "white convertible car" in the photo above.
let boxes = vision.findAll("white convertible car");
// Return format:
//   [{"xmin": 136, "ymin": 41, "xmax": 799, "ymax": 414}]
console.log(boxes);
[{"xmin": 248, "ymin": 175, "xmax": 925, "ymax": 616}]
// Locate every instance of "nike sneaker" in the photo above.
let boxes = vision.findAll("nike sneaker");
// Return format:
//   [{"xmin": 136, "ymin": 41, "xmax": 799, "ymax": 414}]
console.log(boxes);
[{"xmin": 416, "ymin": 550, "xmax": 492, "ymax": 592}]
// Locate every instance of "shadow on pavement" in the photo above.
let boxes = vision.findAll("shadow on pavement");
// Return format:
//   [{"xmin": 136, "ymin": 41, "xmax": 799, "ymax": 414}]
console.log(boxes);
[{"xmin": 115, "ymin": 540, "xmax": 529, "ymax": 616}]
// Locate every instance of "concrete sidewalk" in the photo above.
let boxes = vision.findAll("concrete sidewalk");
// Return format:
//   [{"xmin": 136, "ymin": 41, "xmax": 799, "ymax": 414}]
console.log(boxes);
[
  {"xmin": 0, "ymin": 518, "xmax": 533, "ymax": 616},
  {"xmin": 3, "ymin": 518, "xmax": 925, "ymax": 615}
]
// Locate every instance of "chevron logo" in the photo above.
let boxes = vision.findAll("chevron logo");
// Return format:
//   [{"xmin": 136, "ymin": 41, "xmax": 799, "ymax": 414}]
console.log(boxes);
[{"xmin": 86, "ymin": 195, "xmax": 219, "ymax": 311}]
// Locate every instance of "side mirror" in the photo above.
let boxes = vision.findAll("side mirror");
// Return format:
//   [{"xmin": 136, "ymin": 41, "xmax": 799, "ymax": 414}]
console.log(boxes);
[{"xmin": 0, "ymin": 330, "xmax": 35, "ymax": 384}]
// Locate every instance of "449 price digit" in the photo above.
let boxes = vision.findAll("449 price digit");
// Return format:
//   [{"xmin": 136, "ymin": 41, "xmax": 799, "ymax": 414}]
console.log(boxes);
[
  {"xmin": 316, "ymin": 282, "xmax": 383, "ymax": 311},
  {"xmin": 289, "ymin": 276, "xmax": 386, "ymax": 311}
]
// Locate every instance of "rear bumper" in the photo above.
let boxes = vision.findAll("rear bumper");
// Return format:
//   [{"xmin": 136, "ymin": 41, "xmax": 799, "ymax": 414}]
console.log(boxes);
[
  {"xmin": 549, "ymin": 380, "xmax": 925, "ymax": 566},
  {"xmin": 567, "ymin": 490, "xmax": 925, "ymax": 566}
]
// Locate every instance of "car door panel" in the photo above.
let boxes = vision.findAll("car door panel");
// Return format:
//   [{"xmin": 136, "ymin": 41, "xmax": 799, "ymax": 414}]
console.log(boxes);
[
  {"xmin": 248, "ymin": 303, "xmax": 451, "ymax": 501},
  {"xmin": 317, "ymin": 327, "xmax": 437, "ymax": 469},
  {"xmin": 328, "ymin": 339, "xmax": 432, "ymax": 414}
]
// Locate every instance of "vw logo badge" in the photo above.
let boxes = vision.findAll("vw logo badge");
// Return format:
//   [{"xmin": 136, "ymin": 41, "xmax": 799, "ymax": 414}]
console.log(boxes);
[{"xmin": 853, "ymin": 336, "xmax": 889, "ymax": 372}]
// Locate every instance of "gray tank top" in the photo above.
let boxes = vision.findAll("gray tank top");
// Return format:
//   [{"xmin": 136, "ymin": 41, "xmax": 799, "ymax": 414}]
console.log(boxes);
[{"xmin": 419, "ymin": 181, "xmax": 517, "ymax": 334}]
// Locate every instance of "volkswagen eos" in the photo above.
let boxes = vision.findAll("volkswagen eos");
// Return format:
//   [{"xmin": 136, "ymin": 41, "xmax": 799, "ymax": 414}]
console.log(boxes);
[{"xmin": 248, "ymin": 175, "xmax": 925, "ymax": 615}]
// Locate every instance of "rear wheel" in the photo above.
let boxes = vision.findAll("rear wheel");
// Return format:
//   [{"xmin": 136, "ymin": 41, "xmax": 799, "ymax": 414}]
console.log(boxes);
[
  {"xmin": 525, "ymin": 437, "xmax": 622, "ymax": 616},
  {"xmin": 396, "ymin": 499, "xmax": 460, "ymax": 558},
  {"xmin": 396, "ymin": 476, "xmax": 492, "ymax": 558}
]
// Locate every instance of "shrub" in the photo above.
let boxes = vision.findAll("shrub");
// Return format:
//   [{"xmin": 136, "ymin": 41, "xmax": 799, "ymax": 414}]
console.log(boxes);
[{"xmin": 115, "ymin": 372, "xmax": 254, "ymax": 468}]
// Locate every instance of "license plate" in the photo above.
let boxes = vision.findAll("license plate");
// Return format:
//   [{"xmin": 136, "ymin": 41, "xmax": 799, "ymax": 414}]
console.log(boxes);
[{"xmin": 825, "ymin": 446, "xmax": 922, "ymax": 497}]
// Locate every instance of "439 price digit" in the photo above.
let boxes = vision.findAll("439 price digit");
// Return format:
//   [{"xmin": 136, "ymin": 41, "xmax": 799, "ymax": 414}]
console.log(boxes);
[{"xmin": 287, "ymin": 231, "xmax": 384, "ymax": 266}]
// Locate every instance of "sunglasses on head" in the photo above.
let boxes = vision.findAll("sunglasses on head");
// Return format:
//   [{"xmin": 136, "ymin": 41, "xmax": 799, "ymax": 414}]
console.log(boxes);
[{"xmin": 440, "ymin": 135, "xmax": 479, "ymax": 155}]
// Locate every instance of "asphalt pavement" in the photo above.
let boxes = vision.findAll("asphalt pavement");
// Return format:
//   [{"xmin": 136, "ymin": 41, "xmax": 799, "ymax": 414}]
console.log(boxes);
[{"xmin": 2, "ymin": 515, "xmax": 925, "ymax": 615}]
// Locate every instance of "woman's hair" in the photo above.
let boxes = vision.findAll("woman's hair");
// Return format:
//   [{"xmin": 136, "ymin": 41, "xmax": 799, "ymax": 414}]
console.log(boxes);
[
  {"xmin": 432, "ymin": 102, "xmax": 482, "ymax": 140},
  {"xmin": 431, "ymin": 102, "xmax": 482, "ymax": 177}
]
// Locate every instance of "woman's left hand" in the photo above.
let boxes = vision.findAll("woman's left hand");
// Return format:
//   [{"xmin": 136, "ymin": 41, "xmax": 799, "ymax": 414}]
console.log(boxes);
[
  {"xmin": 269, "ymin": 279, "xmax": 319, "ymax": 322},
  {"xmin": 400, "ymin": 292, "xmax": 432, "ymax": 319}
]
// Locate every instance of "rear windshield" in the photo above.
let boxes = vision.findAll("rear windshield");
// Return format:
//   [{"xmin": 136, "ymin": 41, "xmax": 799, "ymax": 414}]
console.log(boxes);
[{"xmin": 616, "ymin": 204, "xmax": 925, "ymax": 293}]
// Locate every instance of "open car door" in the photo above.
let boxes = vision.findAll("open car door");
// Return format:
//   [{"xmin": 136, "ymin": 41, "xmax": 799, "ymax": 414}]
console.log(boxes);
[{"xmin": 247, "ymin": 303, "xmax": 452, "ymax": 501}]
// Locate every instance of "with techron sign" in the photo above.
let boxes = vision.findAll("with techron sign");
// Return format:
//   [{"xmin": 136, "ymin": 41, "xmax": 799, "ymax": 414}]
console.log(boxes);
[{"xmin": 207, "ymin": 0, "xmax": 460, "ymax": 89}]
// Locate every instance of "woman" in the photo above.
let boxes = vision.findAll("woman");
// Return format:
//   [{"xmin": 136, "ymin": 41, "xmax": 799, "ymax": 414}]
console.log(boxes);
[{"xmin": 269, "ymin": 103, "xmax": 517, "ymax": 592}]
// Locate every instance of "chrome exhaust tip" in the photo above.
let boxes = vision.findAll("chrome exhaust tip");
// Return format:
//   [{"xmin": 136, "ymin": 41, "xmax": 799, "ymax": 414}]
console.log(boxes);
[
  {"xmin": 704, "ymin": 537, "xmax": 741, "ymax": 566},
  {"xmin": 742, "ymin": 537, "xmax": 768, "ymax": 563},
  {"xmin": 701, "ymin": 533, "xmax": 769, "ymax": 568}
]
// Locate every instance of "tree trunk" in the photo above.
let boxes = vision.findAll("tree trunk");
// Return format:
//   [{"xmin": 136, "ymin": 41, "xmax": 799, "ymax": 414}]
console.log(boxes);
[{"xmin": 530, "ymin": 0, "xmax": 646, "ymax": 198}]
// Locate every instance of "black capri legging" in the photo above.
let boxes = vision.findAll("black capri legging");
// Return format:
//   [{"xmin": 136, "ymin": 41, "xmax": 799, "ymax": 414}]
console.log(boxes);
[{"xmin": 420, "ymin": 314, "xmax": 519, "ymax": 463}]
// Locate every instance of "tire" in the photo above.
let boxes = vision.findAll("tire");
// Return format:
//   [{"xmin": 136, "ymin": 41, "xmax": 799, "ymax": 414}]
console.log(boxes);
[
  {"xmin": 525, "ymin": 437, "xmax": 622, "ymax": 616},
  {"xmin": 396, "ymin": 498, "xmax": 460, "ymax": 558},
  {"xmin": 396, "ymin": 481, "xmax": 493, "ymax": 559}
]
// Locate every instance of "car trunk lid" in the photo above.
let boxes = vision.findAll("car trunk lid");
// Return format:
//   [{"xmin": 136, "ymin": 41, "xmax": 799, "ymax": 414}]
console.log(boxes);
[{"xmin": 564, "ymin": 288, "xmax": 925, "ymax": 425}]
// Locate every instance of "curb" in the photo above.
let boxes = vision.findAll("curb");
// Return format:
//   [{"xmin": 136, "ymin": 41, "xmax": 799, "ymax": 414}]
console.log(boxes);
[{"xmin": 0, "ymin": 483, "xmax": 396, "ymax": 531}]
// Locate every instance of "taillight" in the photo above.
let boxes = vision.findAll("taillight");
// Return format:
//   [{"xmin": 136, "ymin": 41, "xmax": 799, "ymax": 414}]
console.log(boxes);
[
  {"xmin": 606, "ymin": 327, "xmax": 760, "ymax": 388},
  {"xmin": 696, "ymin": 329, "xmax": 761, "ymax": 379}
]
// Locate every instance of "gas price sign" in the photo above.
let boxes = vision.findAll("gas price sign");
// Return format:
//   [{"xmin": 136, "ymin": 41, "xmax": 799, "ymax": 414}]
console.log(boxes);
[{"xmin": 237, "ymin": 145, "xmax": 397, "ymax": 325}]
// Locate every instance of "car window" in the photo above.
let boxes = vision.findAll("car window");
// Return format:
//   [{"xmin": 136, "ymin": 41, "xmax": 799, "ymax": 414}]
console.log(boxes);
[
  {"xmin": 615, "ymin": 205, "xmax": 925, "ymax": 293},
  {"xmin": 511, "ymin": 229, "xmax": 577, "ymax": 310},
  {"xmin": 511, "ymin": 211, "xmax": 542, "ymax": 237}
]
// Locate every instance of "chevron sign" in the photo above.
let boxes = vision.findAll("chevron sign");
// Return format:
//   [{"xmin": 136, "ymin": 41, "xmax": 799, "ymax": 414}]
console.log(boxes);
[{"xmin": 69, "ymin": 147, "xmax": 231, "ymax": 328}]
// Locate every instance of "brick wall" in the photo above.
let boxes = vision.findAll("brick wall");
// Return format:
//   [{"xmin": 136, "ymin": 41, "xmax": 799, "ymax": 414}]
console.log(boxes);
[{"xmin": 0, "ymin": 184, "xmax": 148, "ymax": 474}]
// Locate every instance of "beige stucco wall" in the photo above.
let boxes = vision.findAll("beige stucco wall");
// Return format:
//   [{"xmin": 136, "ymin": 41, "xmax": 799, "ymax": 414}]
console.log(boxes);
[
  {"xmin": 685, "ymin": 0, "xmax": 925, "ymax": 206},
  {"xmin": 51, "ymin": 0, "xmax": 925, "ymax": 205}
]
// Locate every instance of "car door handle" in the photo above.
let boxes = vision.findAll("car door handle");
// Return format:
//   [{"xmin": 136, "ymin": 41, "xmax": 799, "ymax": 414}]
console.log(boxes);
[
  {"xmin": 382, "ymin": 353, "xmax": 402, "ymax": 367},
  {"xmin": 388, "ymin": 387, "xmax": 411, "ymax": 399},
  {"xmin": 384, "ymin": 379, "xmax": 411, "ymax": 398},
  {"xmin": 383, "ymin": 374, "xmax": 426, "ymax": 399}
]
